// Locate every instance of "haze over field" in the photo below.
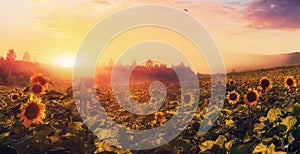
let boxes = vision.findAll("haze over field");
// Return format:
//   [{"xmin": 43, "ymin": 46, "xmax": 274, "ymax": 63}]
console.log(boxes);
[{"xmin": 0, "ymin": 0, "xmax": 300, "ymax": 73}]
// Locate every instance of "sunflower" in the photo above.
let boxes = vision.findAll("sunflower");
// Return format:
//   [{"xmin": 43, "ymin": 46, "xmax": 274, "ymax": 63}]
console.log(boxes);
[
  {"xmin": 259, "ymin": 77, "xmax": 272, "ymax": 93},
  {"xmin": 182, "ymin": 93, "xmax": 194, "ymax": 107},
  {"xmin": 1, "ymin": 101, "xmax": 7, "ymax": 108},
  {"xmin": 30, "ymin": 83, "xmax": 45, "ymax": 97},
  {"xmin": 244, "ymin": 89, "xmax": 259, "ymax": 106},
  {"xmin": 150, "ymin": 97, "xmax": 157, "ymax": 103},
  {"xmin": 30, "ymin": 73, "xmax": 50, "ymax": 88},
  {"xmin": 154, "ymin": 111, "xmax": 167, "ymax": 124},
  {"xmin": 17, "ymin": 98, "xmax": 46, "ymax": 128},
  {"xmin": 228, "ymin": 79, "xmax": 236, "ymax": 86},
  {"xmin": 226, "ymin": 91, "xmax": 240, "ymax": 105},
  {"xmin": 128, "ymin": 95, "xmax": 139, "ymax": 104},
  {"xmin": 9, "ymin": 93, "xmax": 20, "ymax": 102},
  {"xmin": 284, "ymin": 76, "xmax": 297, "ymax": 89}
]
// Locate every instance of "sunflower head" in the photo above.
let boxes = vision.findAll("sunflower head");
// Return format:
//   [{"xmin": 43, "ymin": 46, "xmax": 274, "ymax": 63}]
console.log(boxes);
[
  {"xmin": 284, "ymin": 76, "xmax": 297, "ymax": 89},
  {"xmin": 228, "ymin": 79, "xmax": 236, "ymax": 86},
  {"xmin": 259, "ymin": 77, "xmax": 272, "ymax": 93},
  {"xmin": 128, "ymin": 95, "xmax": 139, "ymax": 104},
  {"xmin": 9, "ymin": 93, "xmax": 20, "ymax": 102},
  {"xmin": 244, "ymin": 89, "xmax": 259, "ymax": 106},
  {"xmin": 154, "ymin": 112, "xmax": 167, "ymax": 124},
  {"xmin": 150, "ymin": 98, "xmax": 156, "ymax": 103},
  {"xmin": 182, "ymin": 93, "xmax": 194, "ymax": 107},
  {"xmin": 226, "ymin": 91, "xmax": 240, "ymax": 105},
  {"xmin": 30, "ymin": 83, "xmax": 45, "ymax": 97},
  {"xmin": 1, "ymin": 101, "xmax": 7, "ymax": 108},
  {"xmin": 30, "ymin": 73, "xmax": 50, "ymax": 87},
  {"xmin": 17, "ymin": 98, "xmax": 46, "ymax": 128},
  {"xmin": 154, "ymin": 111, "xmax": 167, "ymax": 124}
]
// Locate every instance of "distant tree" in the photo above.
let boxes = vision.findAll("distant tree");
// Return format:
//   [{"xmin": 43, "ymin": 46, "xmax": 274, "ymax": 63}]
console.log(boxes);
[
  {"xmin": 146, "ymin": 59, "xmax": 153, "ymax": 68},
  {"xmin": 22, "ymin": 52, "xmax": 30, "ymax": 61},
  {"xmin": 131, "ymin": 60, "xmax": 137, "ymax": 66},
  {"xmin": 6, "ymin": 49, "xmax": 17, "ymax": 61}
]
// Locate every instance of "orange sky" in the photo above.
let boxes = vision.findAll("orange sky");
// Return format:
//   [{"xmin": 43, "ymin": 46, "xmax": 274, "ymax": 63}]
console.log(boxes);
[{"xmin": 1, "ymin": 0, "xmax": 300, "ymax": 73}]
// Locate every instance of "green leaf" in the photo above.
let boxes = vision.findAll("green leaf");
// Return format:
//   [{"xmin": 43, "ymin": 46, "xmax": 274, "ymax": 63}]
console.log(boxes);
[
  {"xmin": 225, "ymin": 140, "xmax": 234, "ymax": 151},
  {"xmin": 69, "ymin": 122, "xmax": 83, "ymax": 131},
  {"xmin": 253, "ymin": 122, "xmax": 265, "ymax": 132},
  {"xmin": 253, "ymin": 143, "xmax": 267, "ymax": 154},
  {"xmin": 281, "ymin": 116, "xmax": 297, "ymax": 133},
  {"xmin": 199, "ymin": 140, "xmax": 215, "ymax": 152},
  {"xmin": 267, "ymin": 143, "xmax": 275, "ymax": 153},
  {"xmin": 215, "ymin": 135, "xmax": 226, "ymax": 148},
  {"xmin": 288, "ymin": 133, "xmax": 295, "ymax": 144},
  {"xmin": 267, "ymin": 109, "xmax": 278, "ymax": 123},
  {"xmin": 225, "ymin": 119, "xmax": 235, "ymax": 127}
]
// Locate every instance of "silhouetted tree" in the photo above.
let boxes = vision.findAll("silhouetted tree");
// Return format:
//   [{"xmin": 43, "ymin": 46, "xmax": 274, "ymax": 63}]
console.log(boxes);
[
  {"xmin": 6, "ymin": 49, "xmax": 17, "ymax": 61},
  {"xmin": 146, "ymin": 59, "xmax": 153, "ymax": 68},
  {"xmin": 22, "ymin": 52, "xmax": 30, "ymax": 61}
]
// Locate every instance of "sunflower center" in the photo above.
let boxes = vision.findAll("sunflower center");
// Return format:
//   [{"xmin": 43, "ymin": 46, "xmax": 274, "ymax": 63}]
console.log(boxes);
[
  {"xmin": 229, "ymin": 81, "xmax": 235, "ymax": 85},
  {"xmin": 229, "ymin": 93, "xmax": 237, "ymax": 100},
  {"xmin": 286, "ymin": 78, "xmax": 294, "ymax": 86},
  {"xmin": 32, "ymin": 85, "xmax": 42, "ymax": 93},
  {"xmin": 12, "ymin": 94, "xmax": 19, "ymax": 100},
  {"xmin": 247, "ymin": 91, "xmax": 257, "ymax": 102},
  {"xmin": 24, "ymin": 103, "xmax": 40, "ymax": 120},
  {"xmin": 38, "ymin": 78, "xmax": 46, "ymax": 86},
  {"xmin": 184, "ymin": 95, "xmax": 191, "ymax": 103},
  {"xmin": 261, "ymin": 79, "xmax": 270, "ymax": 88},
  {"xmin": 151, "ymin": 98, "xmax": 156, "ymax": 103}
]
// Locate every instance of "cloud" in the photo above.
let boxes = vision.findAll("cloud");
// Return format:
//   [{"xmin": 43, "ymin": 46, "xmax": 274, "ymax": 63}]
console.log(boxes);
[{"xmin": 243, "ymin": 0, "xmax": 300, "ymax": 30}]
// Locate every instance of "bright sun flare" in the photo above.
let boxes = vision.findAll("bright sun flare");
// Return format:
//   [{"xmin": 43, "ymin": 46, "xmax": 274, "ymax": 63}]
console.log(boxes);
[{"xmin": 57, "ymin": 56, "xmax": 74, "ymax": 67}]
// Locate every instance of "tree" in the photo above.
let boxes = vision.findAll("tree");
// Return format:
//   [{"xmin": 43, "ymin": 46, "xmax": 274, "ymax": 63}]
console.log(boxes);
[
  {"xmin": 6, "ymin": 49, "xmax": 17, "ymax": 61},
  {"xmin": 146, "ymin": 59, "xmax": 153, "ymax": 68},
  {"xmin": 22, "ymin": 52, "xmax": 30, "ymax": 61}
]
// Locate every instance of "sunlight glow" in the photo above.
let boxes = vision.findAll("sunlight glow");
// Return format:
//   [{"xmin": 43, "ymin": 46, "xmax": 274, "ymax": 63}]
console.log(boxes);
[{"xmin": 57, "ymin": 56, "xmax": 74, "ymax": 67}]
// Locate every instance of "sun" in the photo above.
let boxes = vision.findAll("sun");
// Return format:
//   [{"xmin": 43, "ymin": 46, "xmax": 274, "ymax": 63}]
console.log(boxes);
[{"xmin": 57, "ymin": 56, "xmax": 74, "ymax": 67}]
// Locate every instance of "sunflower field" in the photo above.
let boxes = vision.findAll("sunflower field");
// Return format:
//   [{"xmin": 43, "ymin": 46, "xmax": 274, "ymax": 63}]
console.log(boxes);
[{"xmin": 0, "ymin": 64, "xmax": 300, "ymax": 154}]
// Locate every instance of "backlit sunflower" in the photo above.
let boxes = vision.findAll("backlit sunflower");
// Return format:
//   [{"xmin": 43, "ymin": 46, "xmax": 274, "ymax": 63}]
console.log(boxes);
[
  {"xmin": 30, "ymin": 83, "xmax": 45, "ymax": 97},
  {"xmin": 182, "ymin": 93, "xmax": 194, "ymax": 107},
  {"xmin": 259, "ymin": 77, "xmax": 272, "ymax": 93},
  {"xmin": 30, "ymin": 73, "xmax": 50, "ymax": 88},
  {"xmin": 154, "ymin": 111, "xmax": 167, "ymax": 124},
  {"xmin": 244, "ymin": 89, "xmax": 259, "ymax": 106},
  {"xmin": 226, "ymin": 91, "xmax": 240, "ymax": 105},
  {"xmin": 17, "ymin": 98, "xmax": 46, "ymax": 128},
  {"xmin": 284, "ymin": 76, "xmax": 297, "ymax": 89},
  {"xmin": 228, "ymin": 79, "xmax": 236, "ymax": 86},
  {"xmin": 128, "ymin": 95, "xmax": 139, "ymax": 104},
  {"xmin": 1, "ymin": 101, "xmax": 7, "ymax": 108},
  {"xmin": 9, "ymin": 93, "xmax": 20, "ymax": 102}
]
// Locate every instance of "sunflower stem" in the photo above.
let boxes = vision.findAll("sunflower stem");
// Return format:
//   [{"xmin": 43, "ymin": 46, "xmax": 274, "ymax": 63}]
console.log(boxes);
[{"xmin": 248, "ymin": 106, "xmax": 251, "ymax": 128}]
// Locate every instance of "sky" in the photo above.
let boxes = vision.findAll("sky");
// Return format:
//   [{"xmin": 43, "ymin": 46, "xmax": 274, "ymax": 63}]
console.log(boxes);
[{"xmin": 0, "ymin": 0, "xmax": 300, "ymax": 72}]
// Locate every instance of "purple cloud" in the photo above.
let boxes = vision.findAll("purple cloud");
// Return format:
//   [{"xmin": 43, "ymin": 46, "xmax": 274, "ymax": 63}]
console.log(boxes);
[{"xmin": 244, "ymin": 0, "xmax": 300, "ymax": 29}]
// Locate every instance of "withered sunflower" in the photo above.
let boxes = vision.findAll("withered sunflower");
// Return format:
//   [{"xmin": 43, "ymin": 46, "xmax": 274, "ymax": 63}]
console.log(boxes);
[
  {"xmin": 226, "ymin": 91, "xmax": 240, "ymax": 105},
  {"xmin": 284, "ymin": 76, "xmax": 297, "ymax": 89},
  {"xmin": 244, "ymin": 89, "xmax": 259, "ymax": 106},
  {"xmin": 30, "ymin": 73, "xmax": 50, "ymax": 88},
  {"xmin": 17, "ymin": 98, "xmax": 46, "ymax": 128},
  {"xmin": 30, "ymin": 83, "xmax": 45, "ymax": 97}
]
